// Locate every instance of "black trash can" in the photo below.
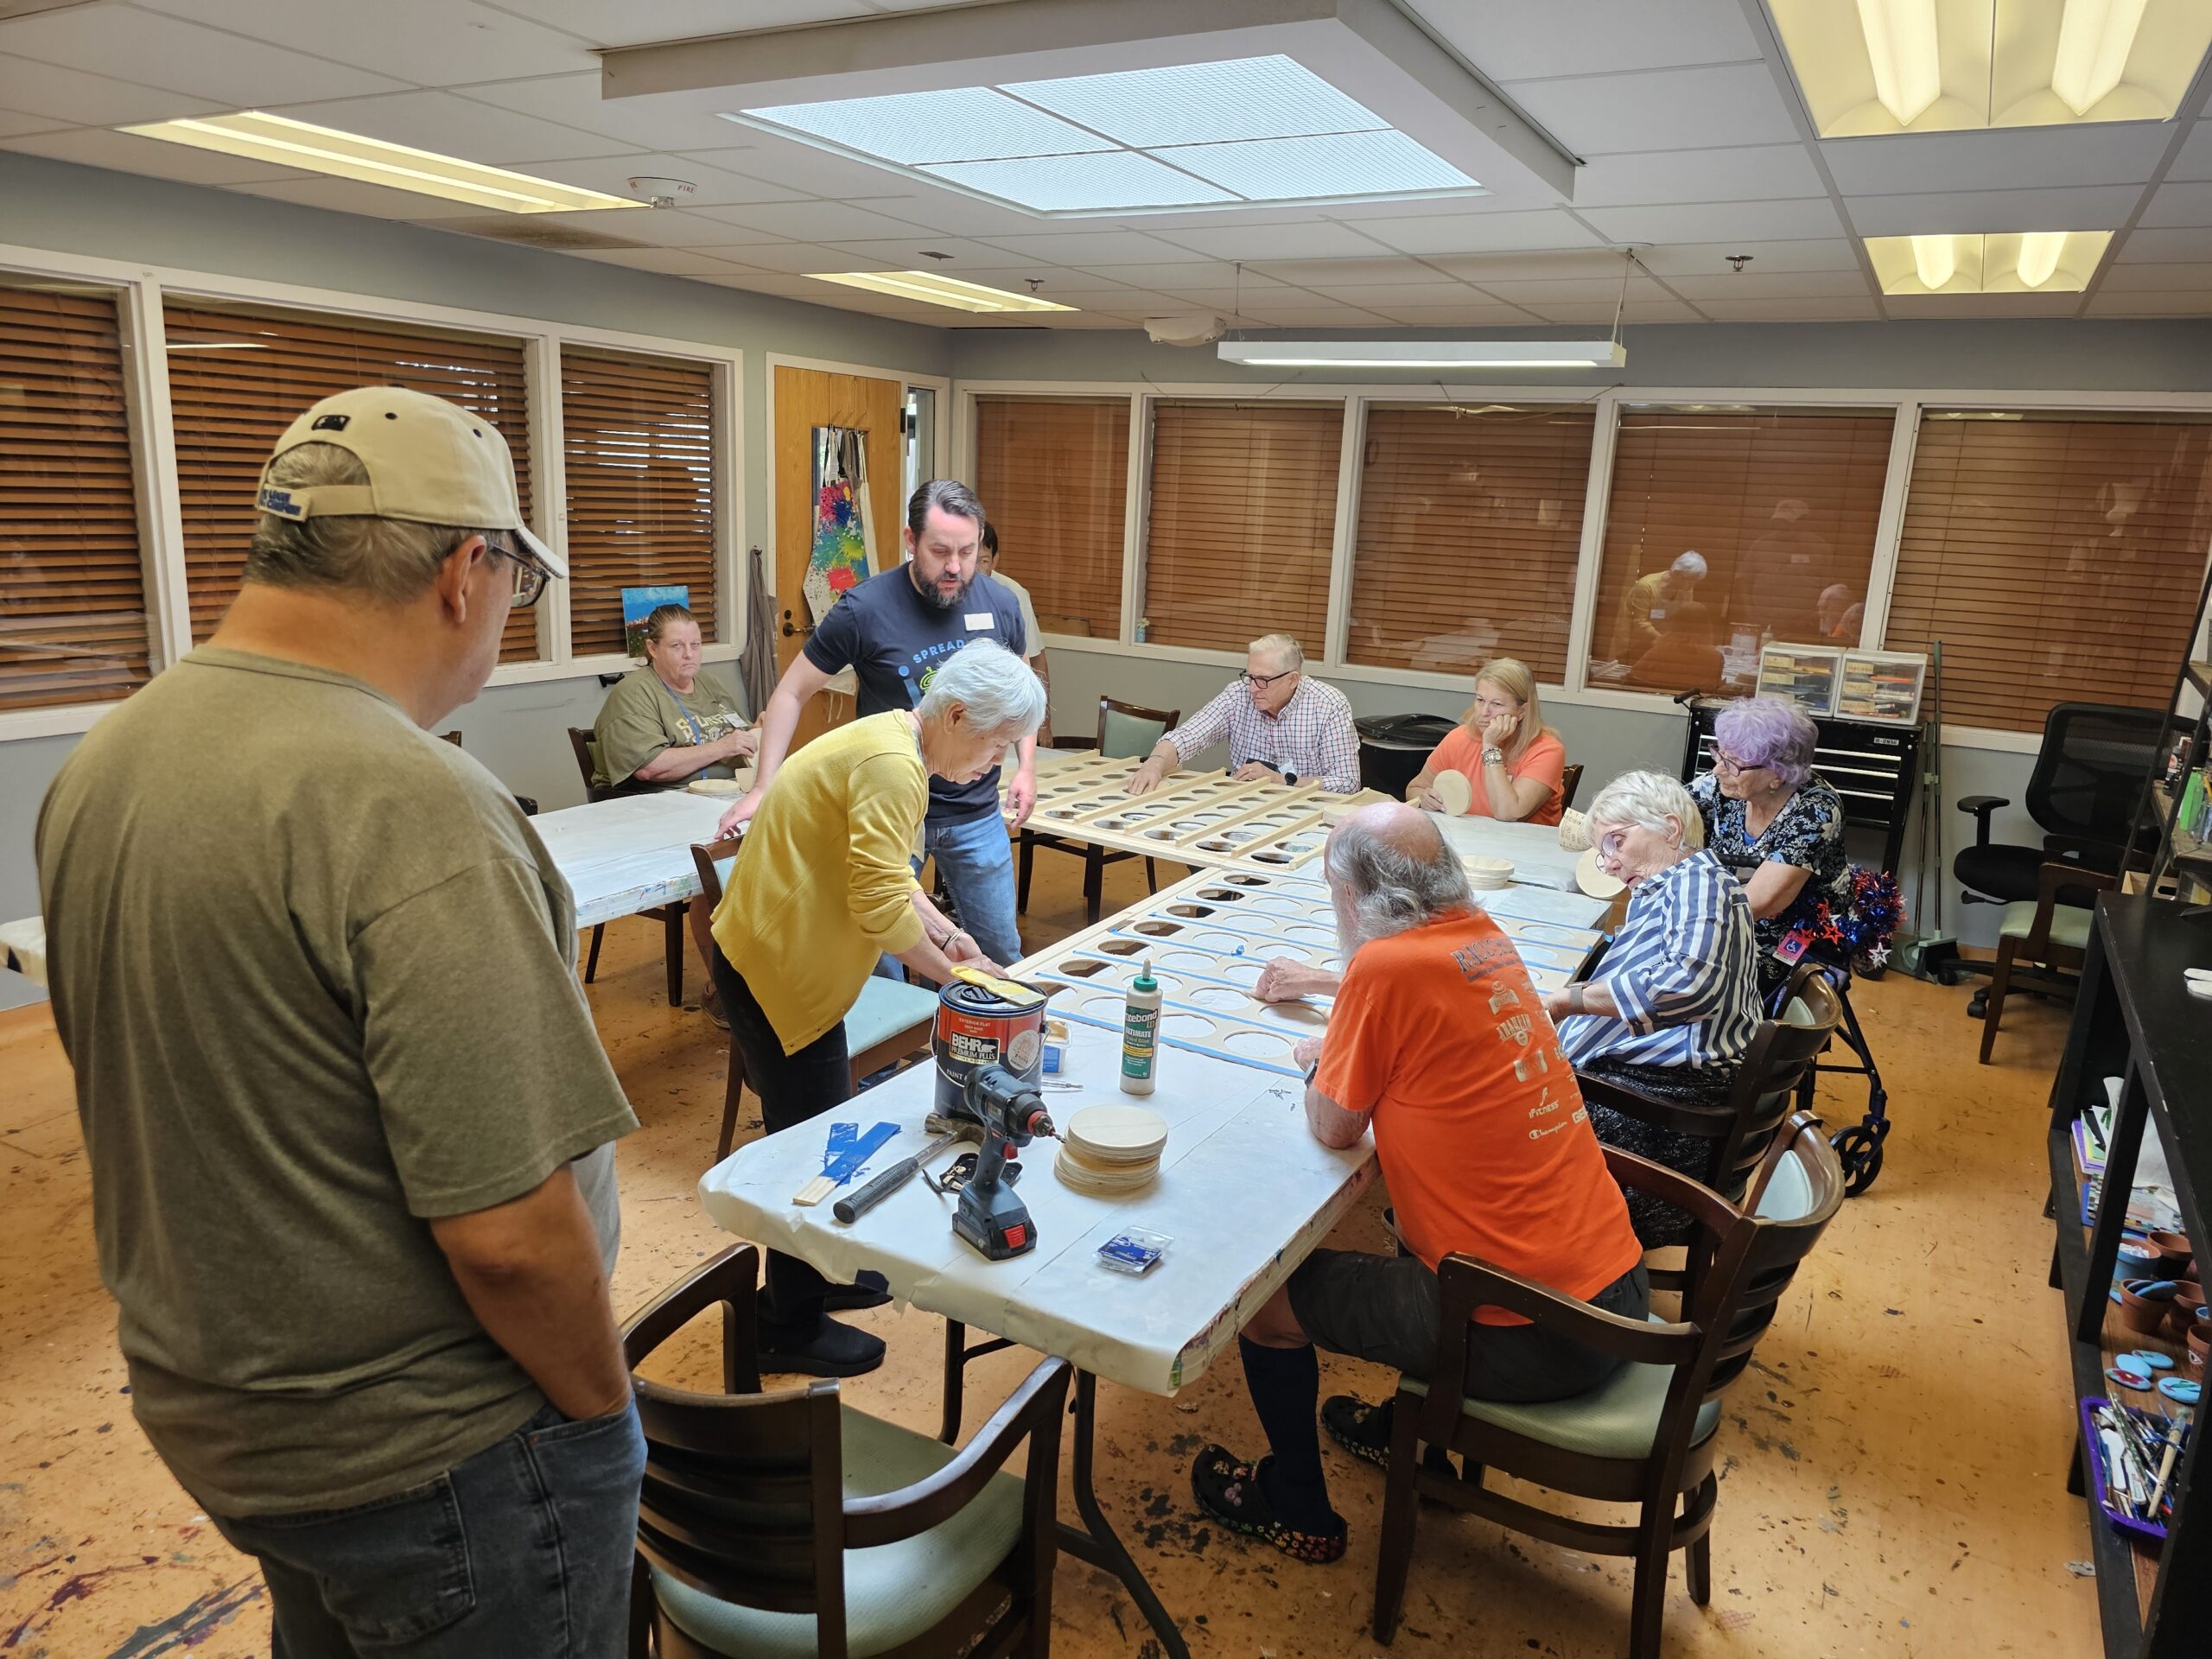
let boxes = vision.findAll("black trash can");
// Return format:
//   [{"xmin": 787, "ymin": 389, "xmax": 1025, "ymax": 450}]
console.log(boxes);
[{"xmin": 1355, "ymin": 712, "xmax": 1459, "ymax": 799}]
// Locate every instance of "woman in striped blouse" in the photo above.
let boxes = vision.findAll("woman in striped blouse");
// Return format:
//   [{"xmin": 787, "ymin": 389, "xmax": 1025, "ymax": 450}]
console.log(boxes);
[{"xmin": 1543, "ymin": 770, "xmax": 1761, "ymax": 1245}]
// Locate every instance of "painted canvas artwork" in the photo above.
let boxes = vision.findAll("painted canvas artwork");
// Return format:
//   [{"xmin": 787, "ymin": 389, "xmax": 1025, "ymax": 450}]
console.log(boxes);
[
  {"xmin": 804, "ymin": 425, "xmax": 876, "ymax": 625},
  {"xmin": 621, "ymin": 584, "xmax": 689, "ymax": 658}
]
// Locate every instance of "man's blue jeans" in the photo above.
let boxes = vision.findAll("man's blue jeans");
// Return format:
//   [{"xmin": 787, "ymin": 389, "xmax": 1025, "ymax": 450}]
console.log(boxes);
[
  {"xmin": 922, "ymin": 809, "xmax": 1023, "ymax": 967},
  {"xmin": 207, "ymin": 1400, "xmax": 645, "ymax": 1658}
]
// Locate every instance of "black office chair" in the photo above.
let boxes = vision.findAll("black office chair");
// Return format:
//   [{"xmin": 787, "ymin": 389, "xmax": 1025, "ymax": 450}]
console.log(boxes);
[{"xmin": 1948, "ymin": 702, "xmax": 2165, "ymax": 1012}]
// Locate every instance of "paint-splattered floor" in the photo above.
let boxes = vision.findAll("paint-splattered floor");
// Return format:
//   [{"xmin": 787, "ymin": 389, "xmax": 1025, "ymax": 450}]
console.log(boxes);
[{"xmin": 1, "ymin": 851, "xmax": 2103, "ymax": 1657}]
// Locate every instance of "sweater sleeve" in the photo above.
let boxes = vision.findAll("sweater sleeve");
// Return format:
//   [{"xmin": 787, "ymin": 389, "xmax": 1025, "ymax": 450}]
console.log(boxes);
[{"xmin": 844, "ymin": 752, "xmax": 927, "ymax": 954}]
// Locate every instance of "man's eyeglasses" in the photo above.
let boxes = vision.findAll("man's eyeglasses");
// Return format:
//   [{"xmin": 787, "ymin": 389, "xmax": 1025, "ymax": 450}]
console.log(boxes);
[
  {"xmin": 1240, "ymin": 668, "xmax": 1298, "ymax": 690},
  {"xmin": 484, "ymin": 535, "xmax": 551, "ymax": 609}
]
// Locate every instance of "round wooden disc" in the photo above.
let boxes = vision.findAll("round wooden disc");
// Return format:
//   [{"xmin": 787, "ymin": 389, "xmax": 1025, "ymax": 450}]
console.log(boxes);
[
  {"xmin": 1065, "ymin": 1103, "xmax": 1168, "ymax": 1165},
  {"xmin": 1460, "ymin": 855, "xmax": 1513, "ymax": 888},
  {"xmin": 1054, "ymin": 1146, "xmax": 1158, "ymax": 1196},
  {"xmin": 1432, "ymin": 769, "xmax": 1474, "ymax": 816},
  {"xmin": 1576, "ymin": 846, "xmax": 1627, "ymax": 899}
]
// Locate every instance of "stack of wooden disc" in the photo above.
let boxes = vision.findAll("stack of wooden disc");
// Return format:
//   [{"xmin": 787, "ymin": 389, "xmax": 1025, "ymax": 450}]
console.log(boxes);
[
  {"xmin": 1460, "ymin": 855, "xmax": 1513, "ymax": 891},
  {"xmin": 1053, "ymin": 1103, "xmax": 1168, "ymax": 1197}
]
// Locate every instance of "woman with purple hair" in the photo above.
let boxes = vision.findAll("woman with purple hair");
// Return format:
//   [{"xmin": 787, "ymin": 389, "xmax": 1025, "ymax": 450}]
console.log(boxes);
[{"xmin": 1689, "ymin": 695, "xmax": 1852, "ymax": 1001}]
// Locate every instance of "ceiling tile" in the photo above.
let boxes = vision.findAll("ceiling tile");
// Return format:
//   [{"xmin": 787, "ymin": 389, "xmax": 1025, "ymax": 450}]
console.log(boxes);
[
  {"xmin": 1632, "ymin": 238, "xmax": 1866, "ymax": 275},
  {"xmin": 1580, "ymin": 199, "xmax": 1844, "ymax": 243},
  {"xmin": 2171, "ymin": 123, "xmax": 2212, "ymax": 182},
  {"xmin": 839, "ymin": 190, "xmax": 1055, "ymax": 237},
  {"xmin": 1060, "ymin": 260, "xmax": 1288, "ymax": 291},
  {"xmin": 2113, "ymin": 226, "xmax": 2212, "ymax": 261},
  {"xmin": 586, "ymin": 207, "xmax": 779, "ymax": 246},
  {"xmin": 0, "ymin": 108, "xmax": 65, "ymax": 138},
  {"xmin": 1403, "ymin": 0, "xmax": 1762, "ymax": 81},
  {"xmin": 1357, "ymin": 302, "xmax": 1549, "ymax": 324},
  {"xmin": 137, "ymin": 0, "xmax": 594, "ymax": 86},
  {"xmin": 1664, "ymin": 270, "xmax": 1873, "ymax": 299},
  {"xmin": 1692, "ymin": 296, "xmax": 1884, "ymax": 321},
  {"xmin": 1504, "ymin": 64, "xmax": 1802, "ymax": 153},
  {"xmin": 2096, "ymin": 259, "xmax": 2212, "ymax": 290},
  {"xmin": 676, "ymin": 132, "xmax": 941, "ymax": 198},
  {"xmin": 1572, "ymin": 145, "xmax": 1825, "ymax": 207},
  {"xmin": 1141, "ymin": 220, "xmax": 1401, "ymax": 261},
  {"xmin": 690, "ymin": 200, "xmax": 931, "ymax": 241},
  {"xmin": 2082, "ymin": 289, "xmax": 2212, "ymax": 315},
  {"xmin": 270, "ymin": 90, "xmax": 643, "ymax": 162},
  {"xmin": 1234, "ymin": 304, "xmax": 1399, "ymax": 327},
  {"xmin": 1884, "ymin": 292, "xmax": 2086, "ymax": 320},
  {"xmin": 1243, "ymin": 255, "xmax": 1452, "ymax": 286},
  {"xmin": 1351, "ymin": 209, "xmax": 1608, "ymax": 256},
  {"xmin": 1468, "ymin": 276, "xmax": 1675, "ymax": 304},
  {"xmin": 1520, "ymin": 297, "xmax": 1703, "ymax": 323},
  {"xmin": 818, "ymin": 235, "xmax": 1037, "ymax": 268},
  {"xmin": 1846, "ymin": 185, "xmax": 2147, "ymax": 236},
  {"xmin": 565, "ymin": 246, "xmax": 764, "ymax": 276},
  {"xmin": 1297, "ymin": 280, "xmax": 1494, "ymax": 308},
  {"xmin": 1316, "ymin": 190, "xmax": 1548, "ymax": 219},
  {"xmin": 473, "ymin": 0, "xmax": 870, "ymax": 48},
  {"xmin": 1420, "ymin": 248, "xmax": 1641, "ymax": 281},
  {"xmin": 0, "ymin": 56, "xmax": 215, "ymax": 126},
  {"xmin": 925, "ymin": 265, "xmax": 1147, "ymax": 296},
  {"xmin": 0, "ymin": 124, "xmax": 307, "ymax": 184},
  {"xmin": 228, "ymin": 175, "xmax": 498, "ymax": 220},
  {"xmin": 516, "ymin": 152, "xmax": 812, "ymax": 207},
  {"xmin": 1821, "ymin": 125, "xmax": 2171, "ymax": 195},
  {"xmin": 685, "ymin": 240, "xmax": 879, "ymax": 273},
  {"xmin": 980, "ymin": 228, "xmax": 1214, "ymax": 264},
  {"xmin": 0, "ymin": 5, "xmax": 408, "ymax": 105},
  {"xmin": 467, "ymin": 72, "xmax": 768, "ymax": 153},
  {"xmin": 2139, "ymin": 182, "xmax": 2212, "ymax": 229}
]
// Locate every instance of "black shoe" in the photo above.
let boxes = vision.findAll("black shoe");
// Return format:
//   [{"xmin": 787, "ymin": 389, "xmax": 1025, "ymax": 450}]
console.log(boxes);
[
  {"xmin": 823, "ymin": 1270, "xmax": 891, "ymax": 1313},
  {"xmin": 1190, "ymin": 1444, "xmax": 1346, "ymax": 1564},
  {"xmin": 1321, "ymin": 1394, "xmax": 1394, "ymax": 1468},
  {"xmin": 758, "ymin": 1318, "xmax": 886, "ymax": 1378}
]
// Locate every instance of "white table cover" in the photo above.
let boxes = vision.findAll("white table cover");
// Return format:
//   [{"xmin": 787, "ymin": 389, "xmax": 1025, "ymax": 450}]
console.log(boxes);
[
  {"xmin": 696, "ymin": 1014, "xmax": 1377, "ymax": 1398},
  {"xmin": 531, "ymin": 791, "xmax": 734, "ymax": 928},
  {"xmin": 1, "ymin": 916, "xmax": 46, "ymax": 986},
  {"xmin": 1433, "ymin": 812, "xmax": 1591, "ymax": 894}
]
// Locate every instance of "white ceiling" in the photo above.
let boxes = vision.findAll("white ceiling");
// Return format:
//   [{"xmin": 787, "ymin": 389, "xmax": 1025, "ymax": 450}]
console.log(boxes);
[{"xmin": 2, "ymin": 0, "xmax": 2210, "ymax": 328}]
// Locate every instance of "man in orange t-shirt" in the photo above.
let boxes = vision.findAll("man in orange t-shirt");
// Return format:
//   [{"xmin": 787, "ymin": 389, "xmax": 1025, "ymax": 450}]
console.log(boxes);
[{"xmin": 1192, "ymin": 804, "xmax": 1647, "ymax": 1565}]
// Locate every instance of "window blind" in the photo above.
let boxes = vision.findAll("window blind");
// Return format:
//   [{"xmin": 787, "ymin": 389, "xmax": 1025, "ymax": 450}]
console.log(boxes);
[
  {"xmin": 1885, "ymin": 410, "xmax": 2212, "ymax": 733},
  {"xmin": 973, "ymin": 395, "xmax": 1128, "ymax": 639},
  {"xmin": 1588, "ymin": 407, "xmax": 1894, "ymax": 696},
  {"xmin": 1347, "ymin": 403, "xmax": 1594, "ymax": 682},
  {"xmin": 1142, "ymin": 402, "xmax": 1341, "ymax": 655},
  {"xmin": 561, "ymin": 347, "xmax": 717, "ymax": 659},
  {"xmin": 163, "ymin": 302, "xmax": 538, "ymax": 662},
  {"xmin": 0, "ymin": 281, "xmax": 150, "ymax": 713}
]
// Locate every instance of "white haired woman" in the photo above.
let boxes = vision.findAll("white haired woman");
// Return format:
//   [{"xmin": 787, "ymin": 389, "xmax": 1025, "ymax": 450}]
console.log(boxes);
[
  {"xmin": 709, "ymin": 641, "xmax": 1046, "ymax": 1379},
  {"xmin": 1403, "ymin": 657, "xmax": 1568, "ymax": 825},
  {"xmin": 1542, "ymin": 770, "xmax": 1760, "ymax": 1246},
  {"xmin": 1689, "ymin": 695, "xmax": 1851, "ymax": 1002}
]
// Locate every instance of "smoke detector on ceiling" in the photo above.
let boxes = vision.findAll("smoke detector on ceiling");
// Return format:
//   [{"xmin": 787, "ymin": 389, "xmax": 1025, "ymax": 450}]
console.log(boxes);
[
  {"xmin": 1144, "ymin": 312, "xmax": 1229, "ymax": 346},
  {"xmin": 626, "ymin": 175, "xmax": 696, "ymax": 208}
]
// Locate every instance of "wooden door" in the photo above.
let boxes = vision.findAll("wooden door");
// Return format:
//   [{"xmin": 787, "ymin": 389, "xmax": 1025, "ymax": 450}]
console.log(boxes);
[{"xmin": 773, "ymin": 365, "xmax": 907, "ymax": 752}]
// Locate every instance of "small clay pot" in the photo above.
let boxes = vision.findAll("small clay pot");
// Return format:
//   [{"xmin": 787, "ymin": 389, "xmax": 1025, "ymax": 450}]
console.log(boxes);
[
  {"xmin": 2121, "ymin": 1278, "xmax": 2180, "ymax": 1336},
  {"xmin": 2148, "ymin": 1230, "xmax": 2194, "ymax": 1274},
  {"xmin": 2118, "ymin": 1241, "xmax": 2164, "ymax": 1279},
  {"xmin": 2190, "ymin": 1318, "xmax": 2209, "ymax": 1372},
  {"xmin": 2171, "ymin": 1281, "xmax": 2208, "ymax": 1338}
]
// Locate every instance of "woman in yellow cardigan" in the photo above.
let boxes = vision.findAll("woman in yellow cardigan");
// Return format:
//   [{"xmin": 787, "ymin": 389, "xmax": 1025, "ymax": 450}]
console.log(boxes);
[{"xmin": 709, "ymin": 640, "xmax": 1047, "ymax": 1376}]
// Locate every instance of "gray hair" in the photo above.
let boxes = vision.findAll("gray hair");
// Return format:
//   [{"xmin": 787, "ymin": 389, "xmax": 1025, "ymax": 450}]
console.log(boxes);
[
  {"xmin": 1249, "ymin": 632, "xmax": 1304, "ymax": 671},
  {"xmin": 907, "ymin": 478, "xmax": 986, "ymax": 537},
  {"xmin": 245, "ymin": 442, "xmax": 482, "ymax": 602},
  {"xmin": 918, "ymin": 640, "xmax": 1046, "ymax": 738},
  {"xmin": 1713, "ymin": 694, "xmax": 1819, "ymax": 789},
  {"xmin": 1324, "ymin": 815, "xmax": 1472, "ymax": 946},
  {"xmin": 1584, "ymin": 769, "xmax": 1705, "ymax": 850}
]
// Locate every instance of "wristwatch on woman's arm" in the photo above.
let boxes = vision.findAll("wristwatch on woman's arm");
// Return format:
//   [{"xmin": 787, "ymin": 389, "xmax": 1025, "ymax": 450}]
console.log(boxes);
[{"xmin": 1481, "ymin": 745, "xmax": 1505, "ymax": 767}]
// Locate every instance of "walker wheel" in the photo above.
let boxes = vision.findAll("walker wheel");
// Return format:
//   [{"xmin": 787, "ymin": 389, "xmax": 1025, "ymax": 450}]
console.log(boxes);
[{"xmin": 1831, "ymin": 1125, "xmax": 1885, "ymax": 1197}]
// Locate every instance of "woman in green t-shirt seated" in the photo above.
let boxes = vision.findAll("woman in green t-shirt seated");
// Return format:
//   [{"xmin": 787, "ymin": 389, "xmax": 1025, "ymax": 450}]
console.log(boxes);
[{"xmin": 590, "ymin": 603, "xmax": 757, "ymax": 791}]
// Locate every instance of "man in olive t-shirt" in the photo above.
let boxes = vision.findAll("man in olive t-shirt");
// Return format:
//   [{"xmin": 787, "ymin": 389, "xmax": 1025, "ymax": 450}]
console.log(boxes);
[{"xmin": 37, "ymin": 388, "xmax": 644, "ymax": 1657}]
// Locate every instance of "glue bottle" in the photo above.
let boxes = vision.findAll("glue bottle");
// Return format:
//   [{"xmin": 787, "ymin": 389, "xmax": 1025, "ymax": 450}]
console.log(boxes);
[{"xmin": 1119, "ymin": 956, "xmax": 1161, "ymax": 1096}]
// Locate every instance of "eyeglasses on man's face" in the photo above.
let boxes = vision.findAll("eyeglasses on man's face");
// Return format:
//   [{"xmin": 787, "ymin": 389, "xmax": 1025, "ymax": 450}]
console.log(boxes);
[
  {"xmin": 1241, "ymin": 667, "xmax": 1298, "ymax": 690},
  {"xmin": 483, "ymin": 534, "xmax": 551, "ymax": 608}
]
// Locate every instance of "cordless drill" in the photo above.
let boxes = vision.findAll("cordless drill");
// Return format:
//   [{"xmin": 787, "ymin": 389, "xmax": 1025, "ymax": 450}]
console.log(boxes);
[{"xmin": 952, "ymin": 1063, "xmax": 1058, "ymax": 1261}]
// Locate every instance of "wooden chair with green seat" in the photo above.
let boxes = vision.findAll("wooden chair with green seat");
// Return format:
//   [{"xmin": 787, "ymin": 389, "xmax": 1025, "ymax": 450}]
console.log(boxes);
[
  {"xmin": 566, "ymin": 726, "xmax": 688, "ymax": 1006},
  {"xmin": 622, "ymin": 1243, "xmax": 1071, "ymax": 1659},
  {"xmin": 1370, "ymin": 1114, "xmax": 1847, "ymax": 1659},
  {"xmin": 690, "ymin": 836, "xmax": 940, "ymax": 1162},
  {"xmin": 1017, "ymin": 696, "xmax": 1181, "ymax": 925},
  {"xmin": 1978, "ymin": 858, "xmax": 2116, "ymax": 1065},
  {"xmin": 1558, "ymin": 761, "xmax": 1586, "ymax": 813}
]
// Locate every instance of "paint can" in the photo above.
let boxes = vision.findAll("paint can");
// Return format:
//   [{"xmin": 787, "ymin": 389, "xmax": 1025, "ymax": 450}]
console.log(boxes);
[{"xmin": 933, "ymin": 978, "xmax": 1046, "ymax": 1119}]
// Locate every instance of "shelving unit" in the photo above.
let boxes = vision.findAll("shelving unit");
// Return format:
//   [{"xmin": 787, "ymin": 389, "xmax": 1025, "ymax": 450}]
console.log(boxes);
[
  {"xmin": 2129, "ymin": 563, "xmax": 2212, "ymax": 902},
  {"xmin": 2047, "ymin": 895, "xmax": 2212, "ymax": 1656}
]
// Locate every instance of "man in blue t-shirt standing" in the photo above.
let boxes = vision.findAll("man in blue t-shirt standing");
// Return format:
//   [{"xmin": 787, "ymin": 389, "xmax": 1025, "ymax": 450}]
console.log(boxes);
[{"xmin": 719, "ymin": 479, "xmax": 1037, "ymax": 965}]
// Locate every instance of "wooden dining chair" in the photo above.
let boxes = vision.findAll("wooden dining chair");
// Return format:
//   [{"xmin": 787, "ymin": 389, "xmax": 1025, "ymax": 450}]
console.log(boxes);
[
  {"xmin": 566, "ymin": 726, "xmax": 687, "ymax": 1005},
  {"xmin": 1370, "ymin": 1116, "xmax": 1847, "ymax": 1659},
  {"xmin": 623, "ymin": 1243, "xmax": 1071, "ymax": 1659},
  {"xmin": 1016, "ymin": 697, "xmax": 1180, "ymax": 925},
  {"xmin": 690, "ymin": 836, "xmax": 940, "ymax": 1162},
  {"xmin": 1978, "ymin": 858, "xmax": 2114, "ymax": 1064},
  {"xmin": 1559, "ymin": 761, "xmax": 1586, "ymax": 812}
]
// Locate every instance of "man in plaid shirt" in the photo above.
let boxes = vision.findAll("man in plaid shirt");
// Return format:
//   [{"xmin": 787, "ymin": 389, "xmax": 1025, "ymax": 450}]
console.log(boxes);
[{"xmin": 1126, "ymin": 633, "xmax": 1361, "ymax": 795}]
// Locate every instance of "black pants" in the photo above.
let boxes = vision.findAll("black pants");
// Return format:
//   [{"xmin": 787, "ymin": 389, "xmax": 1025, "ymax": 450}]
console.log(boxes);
[{"xmin": 711, "ymin": 950, "xmax": 850, "ymax": 1341}]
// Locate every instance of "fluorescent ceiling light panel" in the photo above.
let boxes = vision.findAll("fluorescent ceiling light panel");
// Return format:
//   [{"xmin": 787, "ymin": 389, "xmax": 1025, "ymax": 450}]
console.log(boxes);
[
  {"xmin": 1000, "ymin": 57, "xmax": 1388, "ymax": 147},
  {"xmin": 1769, "ymin": 0, "xmax": 2212, "ymax": 135},
  {"xmin": 1217, "ymin": 339, "xmax": 1626, "ymax": 370},
  {"xmin": 119, "ymin": 111, "xmax": 643, "ymax": 214},
  {"xmin": 1866, "ymin": 230, "xmax": 2113, "ymax": 293},
  {"xmin": 807, "ymin": 271, "xmax": 1077, "ymax": 314},
  {"xmin": 728, "ymin": 53, "xmax": 1483, "ymax": 217}
]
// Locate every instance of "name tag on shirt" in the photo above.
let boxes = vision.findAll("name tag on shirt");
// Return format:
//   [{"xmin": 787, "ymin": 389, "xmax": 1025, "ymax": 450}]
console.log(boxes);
[{"xmin": 964, "ymin": 612, "xmax": 995, "ymax": 632}]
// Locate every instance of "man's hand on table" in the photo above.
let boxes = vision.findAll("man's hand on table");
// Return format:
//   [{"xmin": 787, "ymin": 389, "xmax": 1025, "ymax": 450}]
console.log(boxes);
[
  {"xmin": 1255, "ymin": 958, "xmax": 1341, "ymax": 1003},
  {"xmin": 1230, "ymin": 761, "xmax": 1282, "ymax": 785},
  {"xmin": 1004, "ymin": 766, "xmax": 1038, "ymax": 829},
  {"xmin": 1292, "ymin": 1034, "xmax": 1324, "ymax": 1071},
  {"xmin": 1124, "ymin": 755, "xmax": 1173, "ymax": 795}
]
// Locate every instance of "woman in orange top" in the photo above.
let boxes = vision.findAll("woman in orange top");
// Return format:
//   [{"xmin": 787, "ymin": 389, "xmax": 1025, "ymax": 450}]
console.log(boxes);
[{"xmin": 1403, "ymin": 657, "xmax": 1567, "ymax": 826}]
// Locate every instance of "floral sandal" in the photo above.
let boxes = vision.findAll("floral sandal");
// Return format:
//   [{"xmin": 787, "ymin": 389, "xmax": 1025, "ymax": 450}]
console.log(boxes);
[
  {"xmin": 1321, "ymin": 1395, "xmax": 1394, "ymax": 1468},
  {"xmin": 1190, "ymin": 1444, "xmax": 1347, "ymax": 1564}
]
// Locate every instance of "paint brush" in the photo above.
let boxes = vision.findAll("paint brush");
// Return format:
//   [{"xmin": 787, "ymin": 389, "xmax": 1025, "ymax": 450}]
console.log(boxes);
[{"xmin": 2145, "ymin": 1407, "xmax": 2191, "ymax": 1522}]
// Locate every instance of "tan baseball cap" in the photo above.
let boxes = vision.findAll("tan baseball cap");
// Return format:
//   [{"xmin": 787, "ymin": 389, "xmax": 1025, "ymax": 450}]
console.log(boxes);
[{"xmin": 254, "ymin": 385, "xmax": 564, "ymax": 578}]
